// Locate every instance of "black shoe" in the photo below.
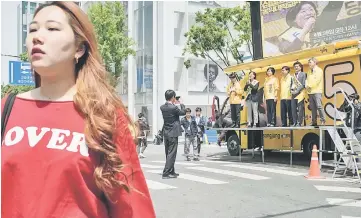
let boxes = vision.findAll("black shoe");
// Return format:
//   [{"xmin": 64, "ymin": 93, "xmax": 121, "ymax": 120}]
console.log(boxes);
[
  {"xmin": 193, "ymin": 158, "xmax": 200, "ymax": 161},
  {"xmin": 171, "ymin": 173, "xmax": 179, "ymax": 176}
]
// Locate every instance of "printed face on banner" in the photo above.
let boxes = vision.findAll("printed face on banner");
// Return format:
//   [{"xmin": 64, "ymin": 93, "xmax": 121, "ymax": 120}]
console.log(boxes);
[{"xmin": 261, "ymin": 1, "xmax": 361, "ymax": 57}]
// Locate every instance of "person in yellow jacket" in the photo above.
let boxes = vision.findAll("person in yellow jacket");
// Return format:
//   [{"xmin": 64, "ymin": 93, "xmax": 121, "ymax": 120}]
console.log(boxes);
[
  {"xmin": 305, "ymin": 57, "xmax": 326, "ymax": 126},
  {"xmin": 264, "ymin": 67, "xmax": 279, "ymax": 127},
  {"xmin": 291, "ymin": 61, "xmax": 306, "ymax": 126},
  {"xmin": 226, "ymin": 73, "xmax": 243, "ymax": 127},
  {"xmin": 280, "ymin": 66, "xmax": 294, "ymax": 127}
]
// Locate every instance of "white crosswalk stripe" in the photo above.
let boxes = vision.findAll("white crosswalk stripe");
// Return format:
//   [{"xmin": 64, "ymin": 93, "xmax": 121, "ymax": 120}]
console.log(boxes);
[
  {"xmin": 151, "ymin": 160, "xmax": 202, "ymax": 166},
  {"xmin": 141, "ymin": 164, "xmax": 163, "ymax": 169},
  {"xmin": 187, "ymin": 166, "xmax": 270, "ymax": 180},
  {"xmin": 314, "ymin": 185, "xmax": 361, "ymax": 193},
  {"xmin": 224, "ymin": 164, "xmax": 304, "ymax": 176},
  {"xmin": 341, "ymin": 216, "xmax": 361, "ymax": 218},
  {"xmin": 146, "ymin": 170, "xmax": 228, "ymax": 184},
  {"xmin": 146, "ymin": 179, "xmax": 176, "ymax": 190},
  {"xmin": 326, "ymin": 198, "xmax": 361, "ymax": 207}
]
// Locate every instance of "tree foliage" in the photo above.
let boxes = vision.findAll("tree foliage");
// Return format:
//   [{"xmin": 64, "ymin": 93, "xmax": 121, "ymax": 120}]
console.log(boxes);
[
  {"xmin": 88, "ymin": 2, "xmax": 135, "ymax": 87},
  {"xmin": 1, "ymin": 84, "xmax": 34, "ymax": 98},
  {"xmin": 19, "ymin": 52, "xmax": 29, "ymax": 62},
  {"xmin": 183, "ymin": 4, "xmax": 252, "ymax": 70}
]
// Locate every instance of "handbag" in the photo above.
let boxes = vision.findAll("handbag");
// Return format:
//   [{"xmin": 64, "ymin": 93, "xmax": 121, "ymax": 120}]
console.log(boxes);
[{"xmin": 1, "ymin": 93, "xmax": 16, "ymax": 140}]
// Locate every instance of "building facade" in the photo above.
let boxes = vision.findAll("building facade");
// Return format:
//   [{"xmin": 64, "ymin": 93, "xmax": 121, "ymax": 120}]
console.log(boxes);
[{"xmin": 127, "ymin": 1, "xmax": 251, "ymax": 137}]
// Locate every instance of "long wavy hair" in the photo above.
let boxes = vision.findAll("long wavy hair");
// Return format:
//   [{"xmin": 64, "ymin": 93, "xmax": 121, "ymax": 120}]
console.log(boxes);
[{"xmin": 33, "ymin": 2, "xmax": 137, "ymax": 199}]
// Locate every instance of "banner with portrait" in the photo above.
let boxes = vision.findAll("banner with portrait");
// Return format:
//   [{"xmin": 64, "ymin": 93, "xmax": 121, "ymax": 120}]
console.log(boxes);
[{"xmin": 260, "ymin": 1, "xmax": 361, "ymax": 58}]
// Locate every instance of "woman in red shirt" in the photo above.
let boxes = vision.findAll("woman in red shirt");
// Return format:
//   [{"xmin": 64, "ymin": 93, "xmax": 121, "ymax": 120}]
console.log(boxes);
[{"xmin": 1, "ymin": 2, "xmax": 155, "ymax": 217}]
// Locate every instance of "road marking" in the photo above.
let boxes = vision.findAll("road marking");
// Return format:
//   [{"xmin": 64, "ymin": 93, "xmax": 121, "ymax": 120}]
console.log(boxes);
[
  {"xmin": 223, "ymin": 164, "xmax": 304, "ymax": 176},
  {"xmin": 309, "ymin": 178, "xmax": 359, "ymax": 183},
  {"xmin": 341, "ymin": 216, "xmax": 361, "ymax": 218},
  {"xmin": 314, "ymin": 185, "xmax": 361, "ymax": 193},
  {"xmin": 146, "ymin": 179, "xmax": 176, "ymax": 190},
  {"xmin": 201, "ymin": 160, "xmax": 239, "ymax": 164},
  {"xmin": 141, "ymin": 164, "xmax": 163, "ymax": 169},
  {"xmin": 326, "ymin": 198, "xmax": 361, "ymax": 207},
  {"xmin": 151, "ymin": 160, "xmax": 202, "ymax": 166},
  {"xmin": 187, "ymin": 166, "xmax": 270, "ymax": 180},
  {"xmin": 146, "ymin": 170, "xmax": 228, "ymax": 184}
]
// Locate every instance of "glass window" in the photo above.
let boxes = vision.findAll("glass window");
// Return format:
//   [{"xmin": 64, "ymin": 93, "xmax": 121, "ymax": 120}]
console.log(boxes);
[
  {"xmin": 134, "ymin": 9, "xmax": 144, "ymax": 49},
  {"xmin": 23, "ymin": 25, "xmax": 27, "ymax": 32},
  {"xmin": 30, "ymin": 2, "xmax": 37, "ymax": 14},
  {"xmin": 174, "ymin": 12, "xmax": 186, "ymax": 45},
  {"xmin": 136, "ymin": 51, "xmax": 144, "ymax": 93},
  {"xmin": 144, "ymin": 50, "xmax": 153, "ymax": 92},
  {"xmin": 22, "ymin": 32, "xmax": 27, "ymax": 53},
  {"xmin": 22, "ymin": 1, "xmax": 28, "ymax": 14},
  {"xmin": 144, "ymin": 5, "xmax": 153, "ymax": 51}
]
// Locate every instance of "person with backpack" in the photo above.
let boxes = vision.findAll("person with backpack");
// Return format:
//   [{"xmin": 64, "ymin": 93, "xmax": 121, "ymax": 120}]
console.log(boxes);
[
  {"xmin": 137, "ymin": 113, "xmax": 150, "ymax": 158},
  {"xmin": 1, "ymin": 2, "xmax": 155, "ymax": 217}
]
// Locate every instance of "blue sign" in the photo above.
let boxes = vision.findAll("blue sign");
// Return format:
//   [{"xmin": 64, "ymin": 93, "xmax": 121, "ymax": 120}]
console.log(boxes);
[{"xmin": 8, "ymin": 61, "xmax": 35, "ymax": 85}]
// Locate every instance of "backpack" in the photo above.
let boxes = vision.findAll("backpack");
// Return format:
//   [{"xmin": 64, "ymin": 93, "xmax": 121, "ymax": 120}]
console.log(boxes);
[{"xmin": 1, "ymin": 93, "xmax": 16, "ymax": 140}]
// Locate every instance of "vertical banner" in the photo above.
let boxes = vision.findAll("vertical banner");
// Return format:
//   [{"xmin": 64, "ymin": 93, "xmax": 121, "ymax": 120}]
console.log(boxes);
[{"xmin": 261, "ymin": 1, "xmax": 361, "ymax": 58}]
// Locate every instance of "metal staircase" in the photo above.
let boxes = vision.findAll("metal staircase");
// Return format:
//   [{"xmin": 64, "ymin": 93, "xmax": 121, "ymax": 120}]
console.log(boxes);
[{"xmin": 327, "ymin": 88, "xmax": 360, "ymax": 183}]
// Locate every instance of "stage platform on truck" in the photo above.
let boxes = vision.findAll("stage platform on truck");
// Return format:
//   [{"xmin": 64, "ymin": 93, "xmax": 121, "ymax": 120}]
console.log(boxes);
[{"xmin": 207, "ymin": 125, "xmax": 350, "ymax": 168}]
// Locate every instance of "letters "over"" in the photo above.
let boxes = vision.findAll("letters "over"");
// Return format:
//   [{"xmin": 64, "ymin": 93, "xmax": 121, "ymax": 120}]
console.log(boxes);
[{"xmin": 2, "ymin": 126, "xmax": 89, "ymax": 157}]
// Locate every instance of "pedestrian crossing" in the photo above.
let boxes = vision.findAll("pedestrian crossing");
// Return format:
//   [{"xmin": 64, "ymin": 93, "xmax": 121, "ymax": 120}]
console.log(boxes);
[
  {"xmin": 141, "ymin": 159, "xmax": 303, "ymax": 190},
  {"xmin": 312, "ymin": 182, "xmax": 361, "ymax": 218}
]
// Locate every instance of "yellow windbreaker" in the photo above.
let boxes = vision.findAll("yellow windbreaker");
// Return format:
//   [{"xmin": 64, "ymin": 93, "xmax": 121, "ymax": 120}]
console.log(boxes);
[{"xmin": 264, "ymin": 76, "xmax": 279, "ymax": 100}]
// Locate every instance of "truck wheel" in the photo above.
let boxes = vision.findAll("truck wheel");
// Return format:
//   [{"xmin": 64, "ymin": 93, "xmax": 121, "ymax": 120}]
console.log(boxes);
[
  {"xmin": 227, "ymin": 133, "xmax": 240, "ymax": 156},
  {"xmin": 302, "ymin": 134, "xmax": 319, "ymax": 159}
]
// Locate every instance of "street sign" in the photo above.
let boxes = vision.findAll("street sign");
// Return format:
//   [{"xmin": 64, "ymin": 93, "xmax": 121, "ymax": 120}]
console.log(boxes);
[{"xmin": 8, "ymin": 61, "xmax": 35, "ymax": 85}]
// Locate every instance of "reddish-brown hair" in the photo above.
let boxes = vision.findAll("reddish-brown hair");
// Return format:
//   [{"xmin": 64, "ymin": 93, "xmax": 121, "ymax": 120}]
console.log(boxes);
[{"xmin": 33, "ymin": 2, "xmax": 136, "ymax": 199}]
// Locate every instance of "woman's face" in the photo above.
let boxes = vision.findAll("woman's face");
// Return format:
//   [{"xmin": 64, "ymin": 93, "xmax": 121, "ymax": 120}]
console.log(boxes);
[
  {"xmin": 249, "ymin": 73, "xmax": 255, "ymax": 80},
  {"xmin": 266, "ymin": 70, "xmax": 273, "ymax": 77},
  {"xmin": 27, "ymin": 6, "xmax": 80, "ymax": 76},
  {"xmin": 295, "ymin": 4, "xmax": 316, "ymax": 28}
]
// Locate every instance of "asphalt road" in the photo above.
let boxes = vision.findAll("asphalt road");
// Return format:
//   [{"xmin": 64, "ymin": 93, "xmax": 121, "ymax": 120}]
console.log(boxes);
[{"xmin": 140, "ymin": 144, "xmax": 361, "ymax": 218}]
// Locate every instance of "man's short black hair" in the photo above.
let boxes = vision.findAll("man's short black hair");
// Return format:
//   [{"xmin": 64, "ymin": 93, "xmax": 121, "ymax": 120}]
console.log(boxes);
[
  {"xmin": 138, "ymin": 113, "xmax": 144, "ymax": 118},
  {"xmin": 165, "ymin": 89, "xmax": 176, "ymax": 101},
  {"xmin": 185, "ymin": 108, "xmax": 191, "ymax": 113},
  {"xmin": 196, "ymin": 107, "xmax": 202, "ymax": 112}
]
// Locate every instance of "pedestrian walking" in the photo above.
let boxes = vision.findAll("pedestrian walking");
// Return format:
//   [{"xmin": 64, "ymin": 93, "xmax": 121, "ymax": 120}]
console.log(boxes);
[
  {"xmin": 181, "ymin": 108, "xmax": 199, "ymax": 161},
  {"xmin": 1, "ymin": 2, "xmax": 155, "ymax": 217},
  {"xmin": 137, "ymin": 113, "xmax": 150, "ymax": 158}
]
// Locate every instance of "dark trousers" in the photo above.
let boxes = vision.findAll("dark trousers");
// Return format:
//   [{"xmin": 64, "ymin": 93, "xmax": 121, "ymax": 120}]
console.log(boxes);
[
  {"xmin": 266, "ymin": 99, "xmax": 277, "ymax": 125},
  {"xmin": 291, "ymin": 99, "xmax": 305, "ymax": 125},
  {"xmin": 230, "ymin": 104, "xmax": 242, "ymax": 126},
  {"xmin": 163, "ymin": 136, "xmax": 178, "ymax": 176},
  {"xmin": 281, "ymin": 99, "xmax": 293, "ymax": 126}
]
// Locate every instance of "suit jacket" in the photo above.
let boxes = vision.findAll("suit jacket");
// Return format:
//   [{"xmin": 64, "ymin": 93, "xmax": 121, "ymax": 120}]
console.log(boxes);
[
  {"xmin": 160, "ymin": 102, "xmax": 186, "ymax": 138},
  {"xmin": 292, "ymin": 71, "xmax": 306, "ymax": 99}
]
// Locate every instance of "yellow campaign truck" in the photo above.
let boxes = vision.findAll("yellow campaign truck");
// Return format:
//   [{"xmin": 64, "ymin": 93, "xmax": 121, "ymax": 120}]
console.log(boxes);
[{"xmin": 221, "ymin": 40, "xmax": 361, "ymax": 158}]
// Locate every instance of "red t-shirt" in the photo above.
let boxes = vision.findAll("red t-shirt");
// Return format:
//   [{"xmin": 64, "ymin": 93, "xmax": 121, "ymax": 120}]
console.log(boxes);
[{"xmin": 1, "ymin": 97, "xmax": 156, "ymax": 218}]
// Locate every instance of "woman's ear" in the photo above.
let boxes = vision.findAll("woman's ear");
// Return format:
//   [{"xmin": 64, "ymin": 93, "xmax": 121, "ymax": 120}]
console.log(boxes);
[{"xmin": 75, "ymin": 43, "xmax": 86, "ymax": 60}]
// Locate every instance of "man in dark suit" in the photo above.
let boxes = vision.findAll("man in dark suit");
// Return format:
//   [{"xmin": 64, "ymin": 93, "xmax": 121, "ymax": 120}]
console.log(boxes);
[
  {"xmin": 291, "ymin": 61, "xmax": 307, "ymax": 126},
  {"xmin": 160, "ymin": 90, "xmax": 186, "ymax": 179}
]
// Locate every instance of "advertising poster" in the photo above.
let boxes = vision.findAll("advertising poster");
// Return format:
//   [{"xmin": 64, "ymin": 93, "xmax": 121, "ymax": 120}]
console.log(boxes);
[
  {"xmin": 187, "ymin": 61, "xmax": 229, "ymax": 93},
  {"xmin": 261, "ymin": 1, "xmax": 361, "ymax": 57}
]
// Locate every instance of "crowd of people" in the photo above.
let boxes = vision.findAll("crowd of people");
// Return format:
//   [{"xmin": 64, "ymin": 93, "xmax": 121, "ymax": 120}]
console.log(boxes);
[{"xmin": 226, "ymin": 57, "xmax": 326, "ymax": 129}]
